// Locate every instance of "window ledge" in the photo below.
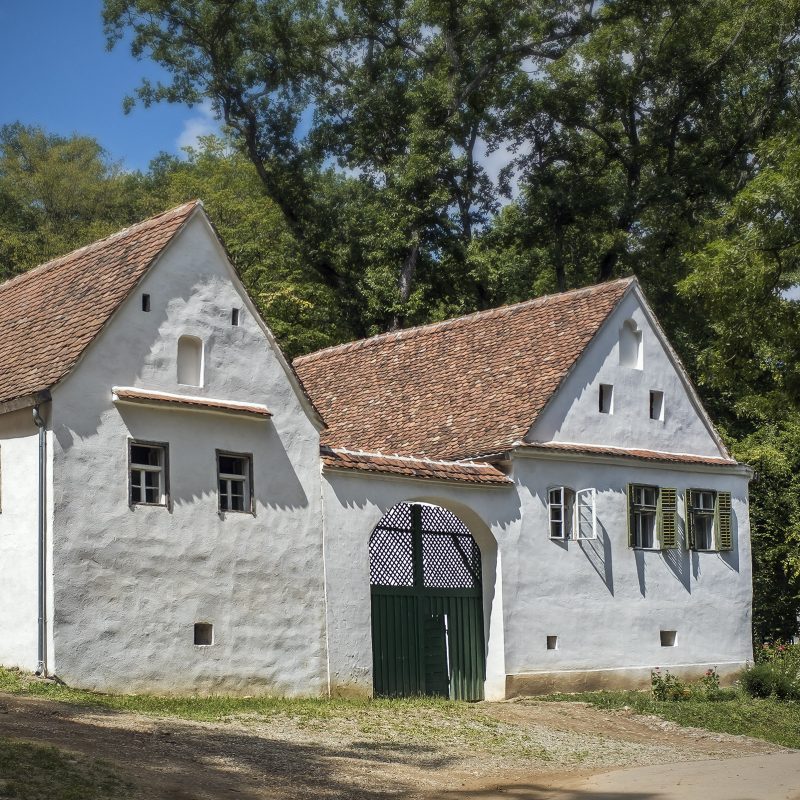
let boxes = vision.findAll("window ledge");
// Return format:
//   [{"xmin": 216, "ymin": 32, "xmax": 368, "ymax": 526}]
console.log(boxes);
[{"xmin": 112, "ymin": 387, "xmax": 271, "ymax": 420}]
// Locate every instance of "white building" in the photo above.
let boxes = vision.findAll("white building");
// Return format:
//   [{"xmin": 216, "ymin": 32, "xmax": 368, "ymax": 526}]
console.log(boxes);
[{"xmin": 0, "ymin": 202, "xmax": 753, "ymax": 700}]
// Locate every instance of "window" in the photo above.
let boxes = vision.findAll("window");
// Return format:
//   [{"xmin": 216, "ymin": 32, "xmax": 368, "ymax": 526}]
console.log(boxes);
[
  {"xmin": 627, "ymin": 485, "xmax": 678, "ymax": 549},
  {"xmin": 141, "ymin": 293, "xmax": 151, "ymax": 312},
  {"xmin": 575, "ymin": 488, "xmax": 597, "ymax": 540},
  {"xmin": 649, "ymin": 390, "xmax": 664, "ymax": 421},
  {"xmin": 217, "ymin": 452, "xmax": 253, "ymax": 513},
  {"xmin": 687, "ymin": 489, "xmax": 733, "ymax": 551},
  {"xmin": 177, "ymin": 335, "xmax": 203, "ymax": 386},
  {"xmin": 629, "ymin": 484, "xmax": 657, "ymax": 548},
  {"xmin": 546, "ymin": 635, "xmax": 558, "ymax": 650},
  {"xmin": 194, "ymin": 623, "xmax": 213, "ymax": 646},
  {"xmin": 620, "ymin": 319, "xmax": 643, "ymax": 368},
  {"xmin": 231, "ymin": 308, "xmax": 240, "ymax": 326},
  {"xmin": 129, "ymin": 442, "xmax": 168, "ymax": 506},
  {"xmin": 548, "ymin": 487, "xmax": 574, "ymax": 539},
  {"xmin": 599, "ymin": 383, "xmax": 614, "ymax": 414}
]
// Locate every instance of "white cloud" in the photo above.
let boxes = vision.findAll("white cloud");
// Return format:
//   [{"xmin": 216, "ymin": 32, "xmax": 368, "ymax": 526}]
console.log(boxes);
[{"xmin": 176, "ymin": 101, "xmax": 221, "ymax": 152}]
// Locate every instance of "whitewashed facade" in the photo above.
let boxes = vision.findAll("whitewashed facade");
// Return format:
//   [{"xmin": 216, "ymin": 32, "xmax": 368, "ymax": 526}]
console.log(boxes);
[{"xmin": 0, "ymin": 204, "xmax": 753, "ymax": 698}]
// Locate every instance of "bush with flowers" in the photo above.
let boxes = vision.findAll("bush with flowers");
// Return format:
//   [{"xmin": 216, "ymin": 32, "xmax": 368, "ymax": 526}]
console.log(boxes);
[{"xmin": 741, "ymin": 641, "xmax": 800, "ymax": 700}]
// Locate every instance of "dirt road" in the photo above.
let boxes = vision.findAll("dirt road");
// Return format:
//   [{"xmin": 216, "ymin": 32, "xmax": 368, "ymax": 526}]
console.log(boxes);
[{"xmin": 0, "ymin": 693, "xmax": 786, "ymax": 799}]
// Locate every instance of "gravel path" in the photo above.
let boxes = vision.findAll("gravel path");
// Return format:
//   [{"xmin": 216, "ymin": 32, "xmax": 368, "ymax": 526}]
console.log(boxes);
[{"xmin": 0, "ymin": 694, "xmax": 785, "ymax": 799}]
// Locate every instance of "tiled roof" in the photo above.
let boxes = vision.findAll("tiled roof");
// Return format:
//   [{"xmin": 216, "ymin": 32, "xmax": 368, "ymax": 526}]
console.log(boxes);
[
  {"xmin": 321, "ymin": 448, "xmax": 511, "ymax": 485},
  {"xmin": 295, "ymin": 279, "xmax": 633, "ymax": 460},
  {"xmin": 519, "ymin": 441, "xmax": 739, "ymax": 467},
  {"xmin": 0, "ymin": 201, "xmax": 200, "ymax": 406},
  {"xmin": 112, "ymin": 387, "xmax": 271, "ymax": 419}
]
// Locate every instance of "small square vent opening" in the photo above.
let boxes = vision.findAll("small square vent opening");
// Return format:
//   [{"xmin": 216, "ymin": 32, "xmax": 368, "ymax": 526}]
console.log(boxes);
[
  {"xmin": 194, "ymin": 622, "xmax": 213, "ymax": 646},
  {"xmin": 546, "ymin": 635, "xmax": 558, "ymax": 650},
  {"xmin": 660, "ymin": 630, "xmax": 677, "ymax": 647}
]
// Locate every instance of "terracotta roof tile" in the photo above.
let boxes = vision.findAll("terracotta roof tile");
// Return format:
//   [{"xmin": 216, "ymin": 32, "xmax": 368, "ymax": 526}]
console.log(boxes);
[
  {"xmin": 321, "ymin": 447, "xmax": 511, "ymax": 485},
  {"xmin": 0, "ymin": 201, "xmax": 200, "ymax": 405},
  {"xmin": 295, "ymin": 279, "xmax": 633, "ymax": 460},
  {"xmin": 112, "ymin": 387, "xmax": 271, "ymax": 418},
  {"xmin": 519, "ymin": 441, "xmax": 739, "ymax": 467}
]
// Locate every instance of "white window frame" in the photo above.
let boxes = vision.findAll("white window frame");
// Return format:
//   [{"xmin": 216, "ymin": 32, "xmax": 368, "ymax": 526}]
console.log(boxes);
[
  {"xmin": 129, "ymin": 441, "xmax": 168, "ymax": 507},
  {"xmin": 548, "ymin": 486, "xmax": 574, "ymax": 540},
  {"xmin": 689, "ymin": 489, "xmax": 717, "ymax": 551},
  {"xmin": 631, "ymin": 484, "xmax": 659, "ymax": 549},
  {"xmin": 216, "ymin": 450, "xmax": 253, "ymax": 514},
  {"xmin": 575, "ymin": 488, "xmax": 597, "ymax": 540}
]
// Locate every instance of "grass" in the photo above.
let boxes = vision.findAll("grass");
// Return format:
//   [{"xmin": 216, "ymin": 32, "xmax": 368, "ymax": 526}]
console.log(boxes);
[
  {"xmin": 0, "ymin": 668, "xmax": 551, "ymax": 759},
  {"xmin": 541, "ymin": 689, "xmax": 800, "ymax": 749},
  {"xmin": 0, "ymin": 738, "xmax": 132, "ymax": 800}
]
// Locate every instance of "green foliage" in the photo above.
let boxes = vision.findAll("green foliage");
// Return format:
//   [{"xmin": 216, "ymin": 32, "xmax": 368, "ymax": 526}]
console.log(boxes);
[
  {"xmin": 650, "ymin": 668, "xmax": 690, "ymax": 702},
  {"xmin": 742, "ymin": 641, "xmax": 800, "ymax": 700},
  {"xmin": 544, "ymin": 689, "xmax": 800, "ymax": 749},
  {"xmin": 0, "ymin": 123, "xmax": 153, "ymax": 280}
]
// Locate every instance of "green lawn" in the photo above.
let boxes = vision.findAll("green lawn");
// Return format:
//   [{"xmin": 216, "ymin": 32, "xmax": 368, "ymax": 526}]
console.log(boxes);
[
  {"xmin": 0, "ymin": 738, "xmax": 132, "ymax": 800},
  {"xmin": 541, "ymin": 689, "xmax": 800, "ymax": 749}
]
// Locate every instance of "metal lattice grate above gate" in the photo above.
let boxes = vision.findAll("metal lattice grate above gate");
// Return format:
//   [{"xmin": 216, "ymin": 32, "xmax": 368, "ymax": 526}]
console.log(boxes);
[{"xmin": 369, "ymin": 503, "xmax": 482, "ymax": 589}]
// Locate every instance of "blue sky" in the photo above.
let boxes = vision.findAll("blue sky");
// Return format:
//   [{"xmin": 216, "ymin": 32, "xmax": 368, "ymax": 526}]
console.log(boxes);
[{"xmin": 0, "ymin": 1, "xmax": 219, "ymax": 171}]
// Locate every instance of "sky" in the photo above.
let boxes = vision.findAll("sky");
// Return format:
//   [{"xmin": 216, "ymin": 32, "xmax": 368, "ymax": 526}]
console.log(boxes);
[{"xmin": 0, "ymin": 0, "xmax": 220, "ymax": 171}]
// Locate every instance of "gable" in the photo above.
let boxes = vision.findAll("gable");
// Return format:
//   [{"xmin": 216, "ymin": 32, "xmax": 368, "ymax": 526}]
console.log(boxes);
[
  {"xmin": 0, "ymin": 202, "xmax": 198, "ymax": 409},
  {"xmin": 294, "ymin": 279, "xmax": 632, "ymax": 460},
  {"xmin": 527, "ymin": 286, "xmax": 728, "ymax": 459},
  {"xmin": 50, "ymin": 210, "xmax": 323, "ymax": 433}
]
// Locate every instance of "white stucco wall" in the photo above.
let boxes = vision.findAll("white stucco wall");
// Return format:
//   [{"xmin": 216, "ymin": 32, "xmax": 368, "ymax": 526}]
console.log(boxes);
[
  {"xmin": 322, "ymin": 456, "xmax": 752, "ymax": 699},
  {"xmin": 0, "ymin": 408, "xmax": 46, "ymax": 670},
  {"xmin": 529, "ymin": 289, "xmax": 726, "ymax": 458},
  {"xmin": 48, "ymin": 213, "xmax": 327, "ymax": 695},
  {"xmin": 321, "ymin": 472, "xmax": 516, "ymax": 700},
  {"xmin": 507, "ymin": 453, "xmax": 752, "ymax": 688}
]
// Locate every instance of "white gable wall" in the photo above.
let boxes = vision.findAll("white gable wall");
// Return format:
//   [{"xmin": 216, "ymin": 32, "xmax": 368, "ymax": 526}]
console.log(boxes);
[
  {"xmin": 505, "ymin": 453, "xmax": 752, "ymax": 693},
  {"xmin": 529, "ymin": 288, "xmax": 726, "ymax": 458},
  {"xmin": 48, "ymin": 213, "xmax": 327, "ymax": 694},
  {"xmin": 0, "ymin": 409, "xmax": 47, "ymax": 670}
]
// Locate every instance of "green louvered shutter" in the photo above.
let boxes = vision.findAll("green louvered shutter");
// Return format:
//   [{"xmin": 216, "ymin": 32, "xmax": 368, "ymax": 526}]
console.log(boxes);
[
  {"xmin": 685, "ymin": 490, "xmax": 695, "ymax": 550},
  {"xmin": 626, "ymin": 484, "xmax": 634, "ymax": 547},
  {"xmin": 717, "ymin": 491, "xmax": 733, "ymax": 551},
  {"xmin": 659, "ymin": 488, "xmax": 678, "ymax": 549}
]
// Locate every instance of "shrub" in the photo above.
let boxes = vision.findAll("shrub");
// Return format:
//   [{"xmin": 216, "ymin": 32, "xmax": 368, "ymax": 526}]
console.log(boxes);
[
  {"xmin": 651, "ymin": 669, "xmax": 691, "ymax": 701},
  {"xmin": 741, "ymin": 662, "xmax": 799, "ymax": 700}
]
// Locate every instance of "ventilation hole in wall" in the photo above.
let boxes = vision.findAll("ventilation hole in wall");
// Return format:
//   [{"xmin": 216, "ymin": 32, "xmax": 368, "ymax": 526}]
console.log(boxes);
[
  {"xmin": 599, "ymin": 383, "xmax": 613, "ymax": 414},
  {"xmin": 546, "ymin": 635, "xmax": 558, "ymax": 650},
  {"xmin": 231, "ymin": 308, "xmax": 240, "ymax": 326},
  {"xmin": 650, "ymin": 390, "xmax": 664, "ymax": 421},
  {"xmin": 194, "ymin": 623, "xmax": 213, "ymax": 646},
  {"xmin": 660, "ymin": 630, "xmax": 677, "ymax": 647},
  {"xmin": 142, "ymin": 293, "xmax": 151, "ymax": 312}
]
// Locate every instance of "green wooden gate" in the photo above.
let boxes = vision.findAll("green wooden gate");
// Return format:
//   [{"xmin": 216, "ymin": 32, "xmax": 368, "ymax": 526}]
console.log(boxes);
[{"xmin": 370, "ymin": 503, "xmax": 485, "ymax": 701}]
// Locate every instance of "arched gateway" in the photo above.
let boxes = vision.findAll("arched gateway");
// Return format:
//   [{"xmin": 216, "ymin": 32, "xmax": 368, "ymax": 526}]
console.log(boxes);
[{"xmin": 369, "ymin": 502, "xmax": 486, "ymax": 700}]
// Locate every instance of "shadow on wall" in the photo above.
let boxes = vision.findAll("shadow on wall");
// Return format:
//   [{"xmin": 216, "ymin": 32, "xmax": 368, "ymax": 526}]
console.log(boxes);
[{"xmin": 579, "ymin": 521, "xmax": 614, "ymax": 596}]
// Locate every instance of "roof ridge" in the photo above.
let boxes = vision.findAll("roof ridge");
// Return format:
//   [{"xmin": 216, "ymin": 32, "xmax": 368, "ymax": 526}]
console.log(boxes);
[
  {"xmin": 0, "ymin": 200, "xmax": 201, "ymax": 296},
  {"xmin": 324, "ymin": 446, "xmax": 497, "ymax": 467},
  {"xmin": 295, "ymin": 277, "xmax": 635, "ymax": 365}
]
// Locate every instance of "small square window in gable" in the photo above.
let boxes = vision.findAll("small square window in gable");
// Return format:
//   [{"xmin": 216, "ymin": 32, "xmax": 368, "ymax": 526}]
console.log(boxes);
[{"xmin": 194, "ymin": 623, "xmax": 213, "ymax": 646}]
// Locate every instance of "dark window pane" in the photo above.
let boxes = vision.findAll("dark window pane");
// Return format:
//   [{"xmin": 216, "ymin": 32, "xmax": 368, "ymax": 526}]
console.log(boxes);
[
  {"xmin": 131, "ymin": 445, "xmax": 160, "ymax": 466},
  {"xmin": 219, "ymin": 456, "xmax": 245, "ymax": 475}
]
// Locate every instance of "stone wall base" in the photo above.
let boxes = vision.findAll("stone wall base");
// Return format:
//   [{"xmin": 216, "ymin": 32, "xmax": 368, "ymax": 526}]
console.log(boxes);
[{"xmin": 505, "ymin": 661, "xmax": 746, "ymax": 697}]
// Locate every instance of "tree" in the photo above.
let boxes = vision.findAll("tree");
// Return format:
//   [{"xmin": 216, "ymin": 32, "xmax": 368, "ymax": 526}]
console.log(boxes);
[
  {"xmin": 495, "ymin": 0, "xmax": 800, "ymax": 307},
  {"xmin": 0, "ymin": 123, "xmax": 151, "ymax": 279},
  {"xmin": 102, "ymin": 0, "xmax": 598, "ymax": 328}
]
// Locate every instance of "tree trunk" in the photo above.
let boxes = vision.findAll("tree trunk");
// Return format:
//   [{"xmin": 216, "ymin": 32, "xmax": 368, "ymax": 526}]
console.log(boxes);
[{"xmin": 391, "ymin": 230, "xmax": 421, "ymax": 330}]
